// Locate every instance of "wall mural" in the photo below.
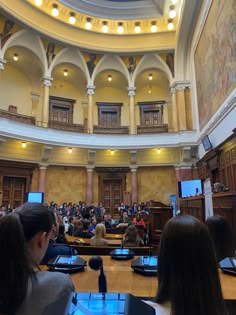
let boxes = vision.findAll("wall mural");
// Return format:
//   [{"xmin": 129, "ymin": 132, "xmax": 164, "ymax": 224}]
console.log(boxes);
[{"xmin": 195, "ymin": 0, "xmax": 236, "ymax": 131}]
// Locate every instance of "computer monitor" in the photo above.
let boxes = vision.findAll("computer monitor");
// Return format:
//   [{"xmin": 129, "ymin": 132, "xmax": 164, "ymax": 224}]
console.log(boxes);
[{"xmin": 25, "ymin": 192, "xmax": 44, "ymax": 204}]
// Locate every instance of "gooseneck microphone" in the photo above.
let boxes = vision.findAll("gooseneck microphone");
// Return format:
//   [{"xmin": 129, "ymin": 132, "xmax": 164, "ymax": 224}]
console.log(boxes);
[{"xmin": 89, "ymin": 256, "xmax": 107, "ymax": 293}]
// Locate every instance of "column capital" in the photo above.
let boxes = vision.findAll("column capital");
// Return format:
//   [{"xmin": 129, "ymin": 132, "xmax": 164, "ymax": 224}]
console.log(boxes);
[
  {"xmin": 170, "ymin": 81, "xmax": 191, "ymax": 91},
  {"xmin": 31, "ymin": 91, "xmax": 40, "ymax": 102},
  {"xmin": 43, "ymin": 76, "xmax": 53, "ymax": 87},
  {"xmin": 130, "ymin": 166, "xmax": 138, "ymax": 171},
  {"xmin": 86, "ymin": 166, "xmax": 95, "ymax": 171},
  {"xmin": 128, "ymin": 87, "xmax": 136, "ymax": 96},
  {"xmin": 38, "ymin": 163, "xmax": 49, "ymax": 169},
  {"xmin": 0, "ymin": 58, "xmax": 6, "ymax": 71},
  {"xmin": 87, "ymin": 85, "xmax": 96, "ymax": 95}
]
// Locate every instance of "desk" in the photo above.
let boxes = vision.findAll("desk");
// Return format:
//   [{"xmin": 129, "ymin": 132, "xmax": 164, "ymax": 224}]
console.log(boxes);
[
  {"xmin": 66, "ymin": 235, "xmax": 122, "ymax": 246},
  {"xmin": 69, "ymin": 256, "xmax": 236, "ymax": 299}
]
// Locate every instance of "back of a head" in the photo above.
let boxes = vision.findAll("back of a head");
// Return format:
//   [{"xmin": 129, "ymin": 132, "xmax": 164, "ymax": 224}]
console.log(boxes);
[
  {"xmin": 95, "ymin": 223, "xmax": 106, "ymax": 238},
  {"xmin": 156, "ymin": 215, "xmax": 226, "ymax": 315},
  {"xmin": 0, "ymin": 214, "xmax": 31, "ymax": 314},
  {"xmin": 206, "ymin": 215, "xmax": 235, "ymax": 262},
  {"xmin": 16, "ymin": 202, "xmax": 55, "ymax": 241}
]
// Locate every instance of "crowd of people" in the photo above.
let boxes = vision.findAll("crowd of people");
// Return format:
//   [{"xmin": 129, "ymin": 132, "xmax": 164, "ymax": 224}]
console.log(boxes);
[{"xmin": 0, "ymin": 200, "xmax": 235, "ymax": 315}]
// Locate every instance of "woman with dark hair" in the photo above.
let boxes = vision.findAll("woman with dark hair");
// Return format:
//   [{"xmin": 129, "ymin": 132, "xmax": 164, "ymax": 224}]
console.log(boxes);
[
  {"xmin": 122, "ymin": 224, "xmax": 144, "ymax": 247},
  {"xmin": 206, "ymin": 215, "xmax": 235, "ymax": 262},
  {"xmin": 145, "ymin": 215, "xmax": 226, "ymax": 315},
  {"xmin": 0, "ymin": 202, "xmax": 74, "ymax": 315}
]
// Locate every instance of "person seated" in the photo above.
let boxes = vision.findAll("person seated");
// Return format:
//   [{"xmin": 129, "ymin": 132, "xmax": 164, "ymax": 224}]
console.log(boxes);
[
  {"xmin": 89, "ymin": 216, "xmax": 97, "ymax": 234},
  {"xmin": 132, "ymin": 213, "xmax": 146, "ymax": 228},
  {"xmin": 122, "ymin": 225, "xmax": 144, "ymax": 247},
  {"xmin": 90, "ymin": 223, "xmax": 108, "ymax": 246},
  {"xmin": 72, "ymin": 219, "xmax": 83, "ymax": 236},
  {"xmin": 117, "ymin": 211, "xmax": 131, "ymax": 228},
  {"xmin": 67, "ymin": 215, "xmax": 74, "ymax": 236},
  {"xmin": 205, "ymin": 215, "xmax": 235, "ymax": 262},
  {"xmin": 75, "ymin": 219, "xmax": 94, "ymax": 238},
  {"xmin": 0, "ymin": 202, "xmax": 74, "ymax": 315},
  {"xmin": 41, "ymin": 213, "xmax": 77, "ymax": 264},
  {"xmin": 102, "ymin": 214, "xmax": 112, "ymax": 228},
  {"xmin": 145, "ymin": 215, "xmax": 227, "ymax": 315},
  {"xmin": 55, "ymin": 223, "xmax": 68, "ymax": 244}
]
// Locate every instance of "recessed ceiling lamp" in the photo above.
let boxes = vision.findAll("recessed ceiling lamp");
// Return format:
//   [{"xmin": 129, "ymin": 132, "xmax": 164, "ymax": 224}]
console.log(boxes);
[
  {"xmin": 52, "ymin": 4, "xmax": 59, "ymax": 17},
  {"xmin": 85, "ymin": 17, "xmax": 92, "ymax": 30},
  {"xmin": 134, "ymin": 22, "xmax": 141, "ymax": 33},
  {"xmin": 167, "ymin": 19, "xmax": 174, "ymax": 30},
  {"xmin": 148, "ymin": 73, "xmax": 153, "ymax": 81},
  {"xmin": 117, "ymin": 22, "xmax": 124, "ymax": 34},
  {"xmin": 156, "ymin": 148, "xmax": 161, "ymax": 154},
  {"xmin": 102, "ymin": 21, "xmax": 108, "ymax": 33},
  {"xmin": 169, "ymin": 5, "xmax": 177, "ymax": 19},
  {"xmin": 21, "ymin": 142, "xmax": 27, "ymax": 148},
  {"xmin": 13, "ymin": 53, "xmax": 18, "ymax": 61},
  {"xmin": 64, "ymin": 69, "xmax": 68, "ymax": 76},
  {"xmin": 68, "ymin": 147, "xmax": 73, "ymax": 154},
  {"xmin": 108, "ymin": 75, "xmax": 112, "ymax": 82},
  {"xmin": 171, "ymin": 0, "xmax": 178, "ymax": 4},
  {"xmin": 110, "ymin": 150, "xmax": 115, "ymax": 155},
  {"xmin": 34, "ymin": 0, "xmax": 43, "ymax": 6},
  {"xmin": 69, "ymin": 12, "xmax": 76, "ymax": 24},
  {"xmin": 151, "ymin": 21, "xmax": 157, "ymax": 33}
]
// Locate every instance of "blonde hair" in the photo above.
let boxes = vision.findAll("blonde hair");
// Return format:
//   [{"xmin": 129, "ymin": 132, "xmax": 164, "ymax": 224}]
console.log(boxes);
[
  {"xmin": 94, "ymin": 223, "xmax": 106, "ymax": 238},
  {"xmin": 90, "ymin": 223, "xmax": 108, "ymax": 246}
]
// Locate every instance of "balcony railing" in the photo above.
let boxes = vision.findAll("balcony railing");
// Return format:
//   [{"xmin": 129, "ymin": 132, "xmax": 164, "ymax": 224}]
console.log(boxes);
[
  {"xmin": 0, "ymin": 109, "xmax": 35, "ymax": 125},
  {"xmin": 94, "ymin": 125, "xmax": 129, "ymax": 134},
  {"xmin": 137, "ymin": 124, "xmax": 168, "ymax": 134},
  {"xmin": 48, "ymin": 120, "xmax": 84, "ymax": 132}
]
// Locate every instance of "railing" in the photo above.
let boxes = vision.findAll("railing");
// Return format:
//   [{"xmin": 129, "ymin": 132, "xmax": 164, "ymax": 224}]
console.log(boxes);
[
  {"xmin": 137, "ymin": 124, "xmax": 168, "ymax": 134},
  {"xmin": 0, "ymin": 109, "xmax": 35, "ymax": 125},
  {"xmin": 48, "ymin": 120, "xmax": 84, "ymax": 132},
  {"xmin": 94, "ymin": 125, "xmax": 129, "ymax": 134}
]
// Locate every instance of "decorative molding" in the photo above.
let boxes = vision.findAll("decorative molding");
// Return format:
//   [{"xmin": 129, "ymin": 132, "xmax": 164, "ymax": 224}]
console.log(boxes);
[
  {"xmin": 87, "ymin": 85, "xmax": 96, "ymax": 96},
  {"xmin": 128, "ymin": 87, "xmax": 136, "ymax": 97},
  {"xmin": 43, "ymin": 76, "xmax": 53, "ymax": 87}
]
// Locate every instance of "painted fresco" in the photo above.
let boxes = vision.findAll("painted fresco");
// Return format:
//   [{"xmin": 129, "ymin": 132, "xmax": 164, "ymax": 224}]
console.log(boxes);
[{"xmin": 195, "ymin": 0, "xmax": 236, "ymax": 131}]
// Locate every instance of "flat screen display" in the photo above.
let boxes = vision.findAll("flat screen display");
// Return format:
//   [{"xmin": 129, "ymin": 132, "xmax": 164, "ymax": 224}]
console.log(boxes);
[
  {"xmin": 178, "ymin": 179, "xmax": 203, "ymax": 198},
  {"xmin": 25, "ymin": 192, "xmax": 44, "ymax": 203},
  {"xmin": 201, "ymin": 135, "xmax": 212, "ymax": 151}
]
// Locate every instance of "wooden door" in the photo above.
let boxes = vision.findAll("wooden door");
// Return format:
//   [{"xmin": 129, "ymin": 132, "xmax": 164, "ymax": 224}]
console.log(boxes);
[
  {"xmin": 2, "ymin": 177, "xmax": 26, "ymax": 208},
  {"xmin": 102, "ymin": 180, "xmax": 122, "ymax": 211}
]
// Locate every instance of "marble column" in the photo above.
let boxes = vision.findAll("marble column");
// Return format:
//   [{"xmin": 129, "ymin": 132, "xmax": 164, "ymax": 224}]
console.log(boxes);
[
  {"xmin": 87, "ymin": 85, "xmax": 95, "ymax": 134},
  {"xmin": 170, "ymin": 87, "xmax": 178, "ymax": 132},
  {"xmin": 41, "ymin": 76, "xmax": 53, "ymax": 127},
  {"xmin": 31, "ymin": 91, "xmax": 40, "ymax": 122},
  {"xmin": 130, "ymin": 167, "xmax": 138, "ymax": 204},
  {"xmin": 86, "ymin": 167, "xmax": 94, "ymax": 206},
  {"xmin": 38, "ymin": 164, "xmax": 48, "ymax": 195},
  {"xmin": 128, "ymin": 87, "xmax": 136, "ymax": 135}
]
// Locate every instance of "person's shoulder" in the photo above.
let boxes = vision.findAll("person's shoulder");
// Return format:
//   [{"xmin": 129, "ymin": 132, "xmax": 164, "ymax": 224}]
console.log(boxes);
[
  {"xmin": 143, "ymin": 300, "xmax": 171, "ymax": 315},
  {"xmin": 35, "ymin": 271, "xmax": 74, "ymax": 290}
]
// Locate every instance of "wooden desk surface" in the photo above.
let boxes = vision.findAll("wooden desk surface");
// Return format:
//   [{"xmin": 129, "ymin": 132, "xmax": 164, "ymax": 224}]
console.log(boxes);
[
  {"xmin": 69, "ymin": 255, "xmax": 236, "ymax": 299},
  {"xmin": 66, "ymin": 235, "xmax": 122, "ymax": 246}
]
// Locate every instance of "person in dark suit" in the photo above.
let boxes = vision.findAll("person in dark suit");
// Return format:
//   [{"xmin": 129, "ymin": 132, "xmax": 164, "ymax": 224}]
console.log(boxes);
[
  {"xmin": 0, "ymin": 19, "xmax": 15, "ymax": 48},
  {"xmin": 87, "ymin": 53, "xmax": 96, "ymax": 76},
  {"xmin": 46, "ymin": 42, "xmax": 56, "ymax": 66}
]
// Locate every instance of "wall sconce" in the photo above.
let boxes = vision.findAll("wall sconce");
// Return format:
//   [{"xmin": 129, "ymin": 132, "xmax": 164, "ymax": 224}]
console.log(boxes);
[
  {"xmin": 13, "ymin": 53, "xmax": 18, "ymax": 61},
  {"xmin": 69, "ymin": 12, "xmax": 76, "ymax": 24},
  {"xmin": 134, "ymin": 22, "xmax": 141, "ymax": 33},
  {"xmin": 102, "ymin": 21, "xmax": 108, "ymax": 33},
  {"xmin": 117, "ymin": 22, "xmax": 124, "ymax": 34},
  {"xmin": 167, "ymin": 19, "xmax": 174, "ymax": 30},
  {"xmin": 64, "ymin": 69, "xmax": 68, "ymax": 76},
  {"xmin": 108, "ymin": 75, "xmax": 112, "ymax": 82},
  {"xmin": 85, "ymin": 17, "xmax": 92, "ymax": 30},
  {"xmin": 52, "ymin": 4, "xmax": 59, "ymax": 17},
  {"xmin": 156, "ymin": 148, "xmax": 161, "ymax": 154},
  {"xmin": 169, "ymin": 5, "xmax": 177, "ymax": 18},
  {"xmin": 110, "ymin": 150, "xmax": 115, "ymax": 155},
  {"xmin": 171, "ymin": 0, "xmax": 178, "ymax": 4},
  {"xmin": 148, "ymin": 73, "xmax": 153, "ymax": 81},
  {"xmin": 21, "ymin": 142, "xmax": 27, "ymax": 148},
  {"xmin": 34, "ymin": 0, "xmax": 42, "ymax": 6},
  {"xmin": 151, "ymin": 21, "xmax": 157, "ymax": 33},
  {"xmin": 68, "ymin": 147, "xmax": 73, "ymax": 154}
]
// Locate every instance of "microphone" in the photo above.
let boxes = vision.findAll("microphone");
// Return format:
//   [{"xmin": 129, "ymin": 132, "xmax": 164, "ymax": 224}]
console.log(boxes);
[{"xmin": 89, "ymin": 256, "xmax": 107, "ymax": 293}]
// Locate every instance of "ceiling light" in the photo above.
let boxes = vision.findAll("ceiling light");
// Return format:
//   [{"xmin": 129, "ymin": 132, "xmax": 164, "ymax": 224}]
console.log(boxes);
[
  {"xmin": 52, "ymin": 4, "xmax": 59, "ymax": 17},
  {"xmin": 148, "ymin": 74, "xmax": 153, "ymax": 81},
  {"xmin": 69, "ymin": 12, "xmax": 76, "ymax": 24},
  {"xmin": 169, "ymin": 5, "xmax": 177, "ymax": 19},
  {"xmin": 117, "ymin": 22, "xmax": 124, "ymax": 34},
  {"xmin": 171, "ymin": 0, "xmax": 178, "ymax": 4},
  {"xmin": 21, "ymin": 142, "xmax": 27, "ymax": 148},
  {"xmin": 13, "ymin": 53, "xmax": 18, "ymax": 61},
  {"xmin": 134, "ymin": 22, "xmax": 141, "ymax": 33},
  {"xmin": 151, "ymin": 21, "xmax": 157, "ymax": 33},
  {"xmin": 68, "ymin": 147, "xmax": 73, "ymax": 154},
  {"xmin": 148, "ymin": 88, "xmax": 152, "ymax": 94},
  {"xmin": 167, "ymin": 19, "xmax": 174, "ymax": 30},
  {"xmin": 157, "ymin": 148, "xmax": 161, "ymax": 154},
  {"xmin": 108, "ymin": 75, "xmax": 112, "ymax": 82},
  {"xmin": 85, "ymin": 17, "xmax": 92, "ymax": 30},
  {"xmin": 110, "ymin": 150, "xmax": 114, "ymax": 155},
  {"xmin": 34, "ymin": 0, "xmax": 43, "ymax": 6},
  {"xmin": 64, "ymin": 69, "xmax": 68, "ymax": 76},
  {"xmin": 102, "ymin": 21, "xmax": 108, "ymax": 33}
]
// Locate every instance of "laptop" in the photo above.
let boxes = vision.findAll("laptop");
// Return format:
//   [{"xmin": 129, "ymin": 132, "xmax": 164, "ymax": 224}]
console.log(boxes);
[
  {"xmin": 219, "ymin": 257, "xmax": 236, "ymax": 276},
  {"xmin": 47, "ymin": 255, "xmax": 86, "ymax": 273},
  {"xmin": 131, "ymin": 256, "xmax": 158, "ymax": 276},
  {"xmin": 43, "ymin": 292, "xmax": 155, "ymax": 315}
]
